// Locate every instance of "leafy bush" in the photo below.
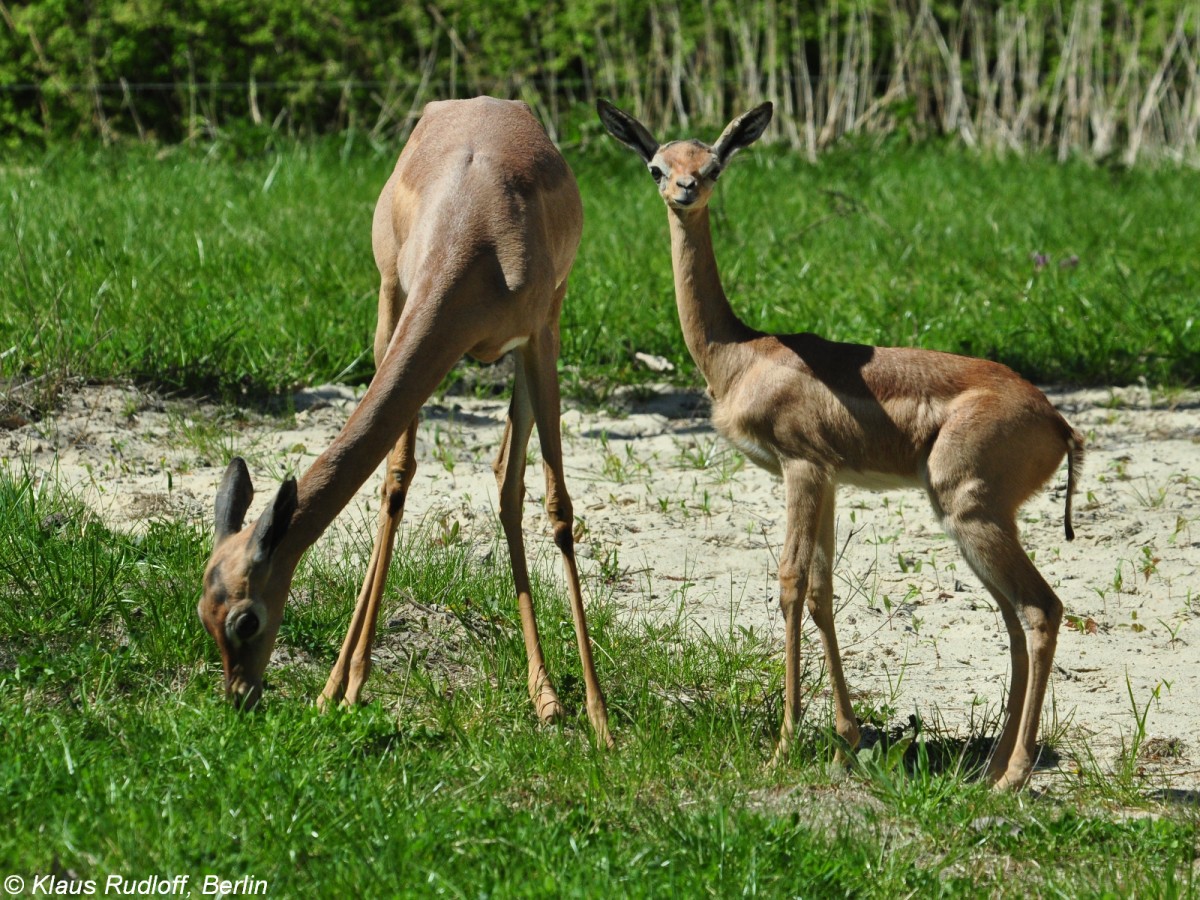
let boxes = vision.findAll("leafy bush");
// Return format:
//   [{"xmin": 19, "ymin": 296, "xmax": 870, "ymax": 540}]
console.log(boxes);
[{"xmin": 2, "ymin": 1, "xmax": 1198, "ymax": 163}]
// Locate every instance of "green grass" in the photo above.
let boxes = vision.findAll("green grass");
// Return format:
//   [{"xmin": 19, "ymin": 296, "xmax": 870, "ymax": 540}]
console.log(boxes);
[
  {"xmin": 2, "ymin": 138, "xmax": 1199, "ymax": 894},
  {"xmin": 1, "ymin": 468, "xmax": 1197, "ymax": 896},
  {"xmin": 578, "ymin": 139, "xmax": 1200, "ymax": 389},
  {"xmin": 0, "ymin": 142, "xmax": 379, "ymax": 406},
  {"xmin": 1, "ymin": 136, "xmax": 1197, "ymax": 416}
]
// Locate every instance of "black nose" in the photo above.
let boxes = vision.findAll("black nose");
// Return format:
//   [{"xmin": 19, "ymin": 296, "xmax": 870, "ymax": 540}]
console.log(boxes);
[
  {"xmin": 676, "ymin": 177, "xmax": 697, "ymax": 190},
  {"xmin": 234, "ymin": 610, "xmax": 260, "ymax": 641}
]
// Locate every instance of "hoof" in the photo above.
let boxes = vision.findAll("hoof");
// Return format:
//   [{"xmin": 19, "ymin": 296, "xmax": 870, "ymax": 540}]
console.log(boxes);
[
  {"xmin": 991, "ymin": 770, "xmax": 1030, "ymax": 792},
  {"xmin": 592, "ymin": 720, "xmax": 615, "ymax": 750},
  {"xmin": 534, "ymin": 690, "xmax": 566, "ymax": 725},
  {"xmin": 316, "ymin": 692, "xmax": 336, "ymax": 713},
  {"xmin": 769, "ymin": 740, "xmax": 792, "ymax": 770}
]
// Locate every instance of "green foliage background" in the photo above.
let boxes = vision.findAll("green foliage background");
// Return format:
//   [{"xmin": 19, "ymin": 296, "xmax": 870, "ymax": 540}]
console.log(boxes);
[
  {"xmin": 2, "ymin": 0, "xmax": 1199, "ymax": 161},
  {"xmin": 1, "ymin": 1, "xmax": 1197, "ymax": 399}
]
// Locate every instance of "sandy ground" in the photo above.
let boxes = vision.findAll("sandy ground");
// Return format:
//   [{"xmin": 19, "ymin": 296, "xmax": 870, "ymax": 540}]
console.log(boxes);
[{"xmin": 5, "ymin": 377, "xmax": 1198, "ymax": 794}]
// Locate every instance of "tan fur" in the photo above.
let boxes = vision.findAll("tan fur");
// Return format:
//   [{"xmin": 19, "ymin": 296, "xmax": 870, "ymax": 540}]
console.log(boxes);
[
  {"xmin": 599, "ymin": 98, "xmax": 1082, "ymax": 789},
  {"xmin": 198, "ymin": 97, "xmax": 610, "ymax": 746}
]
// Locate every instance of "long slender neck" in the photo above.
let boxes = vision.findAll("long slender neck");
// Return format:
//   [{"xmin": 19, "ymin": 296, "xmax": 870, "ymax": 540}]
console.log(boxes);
[
  {"xmin": 274, "ymin": 312, "xmax": 464, "ymax": 565},
  {"xmin": 283, "ymin": 426, "xmax": 384, "ymax": 560},
  {"xmin": 667, "ymin": 206, "xmax": 754, "ymax": 395}
]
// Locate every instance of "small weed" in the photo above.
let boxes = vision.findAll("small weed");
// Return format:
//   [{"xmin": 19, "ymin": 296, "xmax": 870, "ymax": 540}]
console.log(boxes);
[
  {"xmin": 600, "ymin": 435, "xmax": 651, "ymax": 484},
  {"xmin": 1157, "ymin": 617, "xmax": 1184, "ymax": 648},
  {"xmin": 855, "ymin": 731, "xmax": 915, "ymax": 787},
  {"xmin": 879, "ymin": 646, "xmax": 909, "ymax": 704},
  {"xmin": 1065, "ymin": 613, "xmax": 1099, "ymax": 635},
  {"xmin": 120, "ymin": 396, "xmax": 143, "ymax": 420},
  {"xmin": 1138, "ymin": 546, "xmax": 1161, "ymax": 582},
  {"xmin": 596, "ymin": 542, "xmax": 623, "ymax": 584},
  {"xmin": 676, "ymin": 436, "xmax": 720, "ymax": 470},
  {"xmin": 1130, "ymin": 476, "xmax": 1168, "ymax": 509},
  {"xmin": 1112, "ymin": 674, "xmax": 1172, "ymax": 788},
  {"xmin": 1089, "ymin": 672, "xmax": 1171, "ymax": 792},
  {"xmin": 1110, "ymin": 561, "xmax": 1126, "ymax": 598},
  {"xmin": 1169, "ymin": 513, "xmax": 1191, "ymax": 546},
  {"xmin": 432, "ymin": 426, "xmax": 459, "ymax": 474},
  {"xmin": 674, "ymin": 437, "xmax": 744, "ymax": 482},
  {"xmin": 431, "ymin": 513, "xmax": 461, "ymax": 547},
  {"xmin": 572, "ymin": 516, "xmax": 590, "ymax": 544},
  {"xmin": 165, "ymin": 406, "xmax": 256, "ymax": 467}
]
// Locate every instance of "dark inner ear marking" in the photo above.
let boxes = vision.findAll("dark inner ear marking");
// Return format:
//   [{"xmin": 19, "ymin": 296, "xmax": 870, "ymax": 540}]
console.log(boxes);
[
  {"xmin": 596, "ymin": 98, "xmax": 660, "ymax": 163},
  {"xmin": 214, "ymin": 457, "xmax": 254, "ymax": 542},
  {"xmin": 234, "ymin": 610, "xmax": 260, "ymax": 641},
  {"xmin": 250, "ymin": 477, "xmax": 298, "ymax": 566}
]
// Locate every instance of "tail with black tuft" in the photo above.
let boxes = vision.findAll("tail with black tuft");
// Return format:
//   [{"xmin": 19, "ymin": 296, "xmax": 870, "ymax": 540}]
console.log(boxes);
[{"xmin": 1063, "ymin": 430, "xmax": 1085, "ymax": 541}]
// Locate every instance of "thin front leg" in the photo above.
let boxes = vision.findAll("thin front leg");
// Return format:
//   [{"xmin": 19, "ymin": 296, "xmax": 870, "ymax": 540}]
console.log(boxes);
[
  {"xmin": 319, "ymin": 419, "xmax": 418, "ymax": 708},
  {"xmin": 772, "ymin": 461, "xmax": 827, "ymax": 766},
  {"xmin": 521, "ymin": 325, "xmax": 612, "ymax": 748},
  {"xmin": 493, "ymin": 356, "xmax": 565, "ymax": 726},
  {"xmin": 805, "ymin": 486, "xmax": 860, "ymax": 761}
]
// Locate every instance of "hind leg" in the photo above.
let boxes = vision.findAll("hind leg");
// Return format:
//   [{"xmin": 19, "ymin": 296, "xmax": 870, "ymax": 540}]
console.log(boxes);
[
  {"xmin": 988, "ymin": 597, "xmax": 1031, "ymax": 782},
  {"xmin": 927, "ymin": 408, "xmax": 1068, "ymax": 788},
  {"xmin": 520, "ymin": 323, "xmax": 611, "ymax": 747},
  {"xmin": 946, "ymin": 511, "xmax": 1062, "ymax": 789},
  {"xmin": 493, "ymin": 355, "xmax": 566, "ymax": 726}
]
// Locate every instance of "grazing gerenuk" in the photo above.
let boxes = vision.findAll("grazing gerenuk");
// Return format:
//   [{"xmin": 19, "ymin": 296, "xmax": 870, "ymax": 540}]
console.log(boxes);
[
  {"xmin": 598, "ymin": 98, "xmax": 1082, "ymax": 789},
  {"xmin": 198, "ymin": 97, "xmax": 610, "ymax": 746}
]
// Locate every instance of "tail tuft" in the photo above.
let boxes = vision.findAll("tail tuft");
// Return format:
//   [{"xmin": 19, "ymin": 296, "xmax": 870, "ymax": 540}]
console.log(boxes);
[{"xmin": 1064, "ymin": 430, "xmax": 1085, "ymax": 541}]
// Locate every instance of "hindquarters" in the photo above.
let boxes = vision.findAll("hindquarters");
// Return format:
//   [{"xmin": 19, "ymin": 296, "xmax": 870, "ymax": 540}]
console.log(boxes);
[
  {"xmin": 922, "ymin": 386, "xmax": 1079, "ymax": 535},
  {"xmin": 383, "ymin": 98, "xmax": 581, "ymax": 286},
  {"xmin": 920, "ymin": 389, "xmax": 1076, "ymax": 788},
  {"xmin": 371, "ymin": 97, "xmax": 585, "ymax": 363}
]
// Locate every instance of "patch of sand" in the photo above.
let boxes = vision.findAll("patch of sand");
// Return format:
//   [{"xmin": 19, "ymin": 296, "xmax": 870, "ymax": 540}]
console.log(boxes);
[{"xmin": 6, "ymin": 381, "xmax": 1198, "ymax": 792}]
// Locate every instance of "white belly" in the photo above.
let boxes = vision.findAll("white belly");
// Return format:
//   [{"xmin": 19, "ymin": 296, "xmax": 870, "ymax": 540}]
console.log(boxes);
[
  {"xmin": 728, "ymin": 440, "xmax": 918, "ymax": 491},
  {"xmin": 497, "ymin": 335, "xmax": 529, "ymax": 355},
  {"xmin": 836, "ymin": 469, "xmax": 920, "ymax": 490},
  {"xmin": 725, "ymin": 433, "xmax": 782, "ymax": 476}
]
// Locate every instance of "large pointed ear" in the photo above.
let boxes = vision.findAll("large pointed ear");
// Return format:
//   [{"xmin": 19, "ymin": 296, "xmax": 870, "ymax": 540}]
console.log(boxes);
[
  {"xmin": 712, "ymin": 102, "xmax": 773, "ymax": 166},
  {"xmin": 597, "ymin": 99, "xmax": 659, "ymax": 163},
  {"xmin": 249, "ymin": 477, "xmax": 297, "ymax": 566},
  {"xmin": 214, "ymin": 457, "xmax": 254, "ymax": 544}
]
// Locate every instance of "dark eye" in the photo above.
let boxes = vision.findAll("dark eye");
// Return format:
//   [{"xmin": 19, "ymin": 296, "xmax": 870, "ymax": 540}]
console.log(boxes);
[
  {"xmin": 648, "ymin": 166, "xmax": 664, "ymax": 182},
  {"xmin": 234, "ymin": 610, "xmax": 260, "ymax": 641}
]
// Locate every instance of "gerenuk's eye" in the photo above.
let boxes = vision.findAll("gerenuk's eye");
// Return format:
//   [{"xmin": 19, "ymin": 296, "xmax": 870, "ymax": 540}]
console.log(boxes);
[
  {"xmin": 648, "ymin": 166, "xmax": 664, "ymax": 182},
  {"xmin": 233, "ymin": 609, "xmax": 260, "ymax": 641}
]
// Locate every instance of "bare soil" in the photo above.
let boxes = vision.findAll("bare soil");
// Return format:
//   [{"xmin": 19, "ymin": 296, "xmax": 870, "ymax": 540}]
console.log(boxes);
[{"xmin": 6, "ymin": 380, "xmax": 1199, "ymax": 793}]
